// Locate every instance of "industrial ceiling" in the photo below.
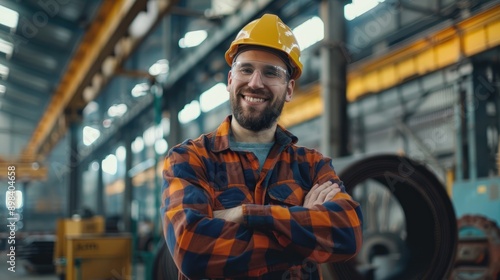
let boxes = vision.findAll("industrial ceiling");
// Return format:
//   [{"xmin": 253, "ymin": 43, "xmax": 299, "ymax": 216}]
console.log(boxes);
[{"xmin": 0, "ymin": 0, "xmax": 181, "ymax": 180}]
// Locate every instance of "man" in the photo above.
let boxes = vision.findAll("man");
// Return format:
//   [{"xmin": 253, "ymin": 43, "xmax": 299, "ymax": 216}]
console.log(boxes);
[{"xmin": 161, "ymin": 14, "xmax": 363, "ymax": 280}]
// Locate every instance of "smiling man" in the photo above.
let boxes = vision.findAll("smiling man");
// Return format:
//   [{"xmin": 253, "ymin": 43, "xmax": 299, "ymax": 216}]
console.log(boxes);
[{"xmin": 161, "ymin": 14, "xmax": 363, "ymax": 280}]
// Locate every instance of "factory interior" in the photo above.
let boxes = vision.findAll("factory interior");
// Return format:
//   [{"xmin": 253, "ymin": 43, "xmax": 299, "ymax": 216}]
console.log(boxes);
[{"xmin": 0, "ymin": 0, "xmax": 499, "ymax": 279}]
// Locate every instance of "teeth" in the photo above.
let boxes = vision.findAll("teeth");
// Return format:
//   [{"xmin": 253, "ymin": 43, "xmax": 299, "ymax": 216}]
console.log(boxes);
[{"xmin": 245, "ymin": 96, "xmax": 265, "ymax": 103}]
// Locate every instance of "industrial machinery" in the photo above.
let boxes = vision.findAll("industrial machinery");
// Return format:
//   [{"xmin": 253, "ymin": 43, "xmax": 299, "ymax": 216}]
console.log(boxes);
[
  {"xmin": 450, "ymin": 215, "xmax": 500, "ymax": 279},
  {"xmin": 54, "ymin": 215, "xmax": 132, "ymax": 280},
  {"xmin": 18, "ymin": 235, "xmax": 56, "ymax": 274}
]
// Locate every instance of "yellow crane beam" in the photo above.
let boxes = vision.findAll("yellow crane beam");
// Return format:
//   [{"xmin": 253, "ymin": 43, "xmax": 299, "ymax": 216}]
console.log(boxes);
[
  {"xmin": 21, "ymin": 0, "xmax": 147, "ymax": 161},
  {"xmin": 15, "ymin": 0, "xmax": 178, "ymax": 181}
]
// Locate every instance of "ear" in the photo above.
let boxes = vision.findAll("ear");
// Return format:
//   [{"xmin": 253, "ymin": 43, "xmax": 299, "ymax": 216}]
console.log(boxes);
[
  {"xmin": 285, "ymin": 79, "xmax": 295, "ymax": 102},
  {"xmin": 226, "ymin": 70, "xmax": 233, "ymax": 92}
]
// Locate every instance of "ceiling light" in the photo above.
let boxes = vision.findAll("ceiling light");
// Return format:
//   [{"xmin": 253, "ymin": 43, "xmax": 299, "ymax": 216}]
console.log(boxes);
[
  {"xmin": 178, "ymin": 100, "xmax": 200, "ymax": 124},
  {"xmin": 102, "ymin": 154, "xmax": 117, "ymax": 175},
  {"xmin": 83, "ymin": 101, "xmax": 99, "ymax": 116},
  {"xmin": 0, "ymin": 63, "xmax": 9, "ymax": 79},
  {"xmin": 83, "ymin": 126, "xmax": 101, "ymax": 146},
  {"xmin": 0, "ymin": 38, "xmax": 13, "ymax": 57},
  {"xmin": 154, "ymin": 139, "xmax": 168, "ymax": 155},
  {"xmin": 179, "ymin": 30, "xmax": 208, "ymax": 48},
  {"xmin": 200, "ymin": 83, "xmax": 228, "ymax": 112},
  {"xmin": 107, "ymin": 104, "xmax": 128, "ymax": 117},
  {"xmin": 0, "ymin": 5, "xmax": 19, "ymax": 30},
  {"xmin": 132, "ymin": 137, "xmax": 144, "ymax": 153},
  {"xmin": 148, "ymin": 59, "xmax": 169, "ymax": 76},
  {"xmin": 131, "ymin": 83, "xmax": 149, "ymax": 97},
  {"xmin": 116, "ymin": 146, "xmax": 126, "ymax": 161},
  {"xmin": 345, "ymin": 0, "xmax": 384, "ymax": 21},
  {"xmin": 293, "ymin": 16, "xmax": 324, "ymax": 51}
]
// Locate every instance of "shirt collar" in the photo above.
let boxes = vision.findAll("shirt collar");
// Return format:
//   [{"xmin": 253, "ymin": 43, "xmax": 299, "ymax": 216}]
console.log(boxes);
[{"xmin": 211, "ymin": 115, "xmax": 298, "ymax": 152}]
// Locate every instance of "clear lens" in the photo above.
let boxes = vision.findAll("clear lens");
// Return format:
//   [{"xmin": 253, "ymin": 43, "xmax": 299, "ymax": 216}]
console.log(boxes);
[{"xmin": 231, "ymin": 60, "xmax": 288, "ymax": 86}]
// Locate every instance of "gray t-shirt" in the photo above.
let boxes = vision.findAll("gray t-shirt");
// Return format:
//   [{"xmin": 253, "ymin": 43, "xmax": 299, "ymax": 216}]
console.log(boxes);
[{"xmin": 230, "ymin": 136, "xmax": 274, "ymax": 171}]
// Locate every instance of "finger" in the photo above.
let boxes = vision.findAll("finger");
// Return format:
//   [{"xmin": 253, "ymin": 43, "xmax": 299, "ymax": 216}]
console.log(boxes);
[
  {"xmin": 316, "ymin": 187, "xmax": 333, "ymax": 204},
  {"xmin": 324, "ymin": 188, "xmax": 341, "ymax": 202},
  {"xmin": 331, "ymin": 183, "xmax": 340, "ymax": 191},
  {"xmin": 305, "ymin": 183, "xmax": 319, "ymax": 201},
  {"xmin": 307, "ymin": 182, "xmax": 328, "ymax": 203},
  {"xmin": 315, "ymin": 182, "xmax": 341, "ymax": 204}
]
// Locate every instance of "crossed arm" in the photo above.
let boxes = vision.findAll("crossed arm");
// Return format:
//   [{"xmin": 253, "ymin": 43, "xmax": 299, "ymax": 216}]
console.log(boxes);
[
  {"xmin": 161, "ymin": 147, "xmax": 363, "ymax": 278},
  {"xmin": 214, "ymin": 181, "xmax": 342, "ymax": 223}
]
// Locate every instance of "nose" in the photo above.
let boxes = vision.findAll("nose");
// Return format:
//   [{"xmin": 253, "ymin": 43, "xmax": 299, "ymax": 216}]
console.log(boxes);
[{"xmin": 247, "ymin": 70, "xmax": 264, "ymax": 89}]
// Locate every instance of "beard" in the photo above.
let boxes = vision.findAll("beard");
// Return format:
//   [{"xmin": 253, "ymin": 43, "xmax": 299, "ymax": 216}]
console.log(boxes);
[{"xmin": 231, "ymin": 86, "xmax": 287, "ymax": 132}]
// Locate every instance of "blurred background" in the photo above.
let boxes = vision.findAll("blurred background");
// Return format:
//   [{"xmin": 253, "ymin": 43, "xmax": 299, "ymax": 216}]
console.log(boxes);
[{"xmin": 0, "ymin": 0, "xmax": 499, "ymax": 279}]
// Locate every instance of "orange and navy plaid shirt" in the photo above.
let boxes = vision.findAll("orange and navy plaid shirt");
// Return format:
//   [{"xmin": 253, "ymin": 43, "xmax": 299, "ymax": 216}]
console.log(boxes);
[{"xmin": 161, "ymin": 116, "xmax": 363, "ymax": 280}]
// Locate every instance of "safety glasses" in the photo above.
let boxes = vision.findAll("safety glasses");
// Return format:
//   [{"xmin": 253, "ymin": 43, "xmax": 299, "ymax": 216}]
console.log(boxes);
[{"xmin": 231, "ymin": 60, "xmax": 289, "ymax": 86}]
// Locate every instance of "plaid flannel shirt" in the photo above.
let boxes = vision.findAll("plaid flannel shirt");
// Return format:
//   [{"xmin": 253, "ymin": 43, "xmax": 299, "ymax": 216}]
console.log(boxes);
[{"xmin": 161, "ymin": 116, "xmax": 363, "ymax": 279}]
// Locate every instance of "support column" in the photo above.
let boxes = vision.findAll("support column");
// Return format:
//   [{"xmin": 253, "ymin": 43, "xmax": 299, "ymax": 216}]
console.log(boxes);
[
  {"xmin": 96, "ymin": 159, "xmax": 105, "ymax": 216},
  {"xmin": 68, "ymin": 123, "xmax": 80, "ymax": 217},
  {"xmin": 123, "ymin": 131, "xmax": 133, "ymax": 232},
  {"xmin": 320, "ymin": 0, "xmax": 350, "ymax": 158},
  {"xmin": 470, "ymin": 63, "xmax": 498, "ymax": 178}
]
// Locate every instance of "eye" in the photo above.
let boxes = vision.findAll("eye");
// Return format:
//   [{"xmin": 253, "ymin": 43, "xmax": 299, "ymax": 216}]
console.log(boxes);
[
  {"xmin": 264, "ymin": 69, "xmax": 281, "ymax": 78},
  {"xmin": 239, "ymin": 66, "xmax": 254, "ymax": 75}
]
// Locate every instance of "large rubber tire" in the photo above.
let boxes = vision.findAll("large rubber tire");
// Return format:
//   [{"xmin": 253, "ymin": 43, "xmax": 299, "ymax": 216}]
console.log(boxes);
[{"xmin": 330, "ymin": 154, "xmax": 457, "ymax": 280}]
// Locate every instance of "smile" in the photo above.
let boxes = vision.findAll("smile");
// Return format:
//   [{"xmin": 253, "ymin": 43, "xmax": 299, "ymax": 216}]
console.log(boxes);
[{"xmin": 244, "ymin": 96, "xmax": 266, "ymax": 103}]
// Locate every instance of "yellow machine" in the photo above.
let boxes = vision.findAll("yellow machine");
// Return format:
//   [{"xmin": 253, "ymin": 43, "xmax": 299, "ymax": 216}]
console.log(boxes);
[{"xmin": 54, "ymin": 216, "xmax": 132, "ymax": 280}]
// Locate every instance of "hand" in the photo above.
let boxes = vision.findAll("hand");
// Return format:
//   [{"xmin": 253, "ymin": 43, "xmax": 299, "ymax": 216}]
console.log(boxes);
[
  {"xmin": 213, "ymin": 206, "xmax": 244, "ymax": 224},
  {"xmin": 303, "ymin": 181, "xmax": 341, "ymax": 208}
]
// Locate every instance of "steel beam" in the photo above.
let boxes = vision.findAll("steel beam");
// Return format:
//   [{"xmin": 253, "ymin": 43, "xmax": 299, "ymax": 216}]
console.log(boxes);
[
  {"xmin": 0, "ymin": 161, "xmax": 47, "ymax": 181},
  {"xmin": 20, "ymin": 0, "xmax": 149, "ymax": 162}
]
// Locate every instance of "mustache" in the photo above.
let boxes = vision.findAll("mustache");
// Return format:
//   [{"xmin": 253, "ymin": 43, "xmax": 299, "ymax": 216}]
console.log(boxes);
[{"xmin": 237, "ymin": 86, "xmax": 271, "ymax": 98}]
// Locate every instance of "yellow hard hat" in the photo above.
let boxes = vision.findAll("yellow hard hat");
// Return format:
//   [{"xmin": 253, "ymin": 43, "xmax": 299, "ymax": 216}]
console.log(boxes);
[{"xmin": 225, "ymin": 14, "xmax": 303, "ymax": 80}]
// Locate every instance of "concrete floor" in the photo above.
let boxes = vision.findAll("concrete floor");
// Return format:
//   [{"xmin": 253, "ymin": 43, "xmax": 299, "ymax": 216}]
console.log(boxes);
[
  {"xmin": 0, "ymin": 251, "xmax": 146, "ymax": 280},
  {"xmin": 0, "ymin": 252, "xmax": 58, "ymax": 280}
]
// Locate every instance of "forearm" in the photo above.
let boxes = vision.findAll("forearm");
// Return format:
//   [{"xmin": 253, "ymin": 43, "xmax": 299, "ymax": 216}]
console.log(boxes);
[
  {"xmin": 164, "ymin": 205, "xmax": 301, "ymax": 278},
  {"xmin": 162, "ymin": 178, "xmax": 302, "ymax": 278},
  {"xmin": 242, "ymin": 192, "xmax": 363, "ymax": 263}
]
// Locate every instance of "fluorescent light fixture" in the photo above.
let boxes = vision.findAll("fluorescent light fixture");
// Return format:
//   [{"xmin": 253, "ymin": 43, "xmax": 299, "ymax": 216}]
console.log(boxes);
[
  {"xmin": 128, "ymin": 0, "xmax": 158, "ymax": 38},
  {"xmin": 0, "ymin": 5, "xmax": 19, "ymax": 29},
  {"xmin": 148, "ymin": 59, "xmax": 169, "ymax": 76},
  {"xmin": 131, "ymin": 83, "xmax": 150, "ymax": 97},
  {"xmin": 116, "ymin": 146, "xmax": 126, "ymax": 161},
  {"xmin": 200, "ymin": 83, "xmax": 228, "ymax": 112},
  {"xmin": 179, "ymin": 30, "xmax": 208, "ymax": 48},
  {"xmin": 132, "ymin": 136, "xmax": 145, "ymax": 153},
  {"xmin": 178, "ymin": 100, "xmax": 201, "ymax": 124},
  {"xmin": 161, "ymin": 117, "xmax": 170, "ymax": 136},
  {"xmin": 5, "ymin": 190, "xmax": 23, "ymax": 209},
  {"xmin": 107, "ymin": 103, "xmax": 128, "ymax": 117},
  {"xmin": 293, "ymin": 16, "xmax": 324, "ymax": 51},
  {"xmin": 102, "ymin": 154, "xmax": 118, "ymax": 175},
  {"xmin": 143, "ymin": 125, "xmax": 159, "ymax": 147},
  {"xmin": 345, "ymin": 0, "xmax": 383, "ymax": 21},
  {"xmin": 0, "ymin": 63, "xmax": 9, "ymax": 79},
  {"xmin": 154, "ymin": 139, "xmax": 168, "ymax": 155},
  {"xmin": 83, "ymin": 126, "xmax": 101, "ymax": 146},
  {"xmin": 83, "ymin": 101, "xmax": 99, "ymax": 116},
  {"xmin": 91, "ymin": 161, "xmax": 100, "ymax": 171},
  {"xmin": 0, "ymin": 38, "xmax": 13, "ymax": 57}
]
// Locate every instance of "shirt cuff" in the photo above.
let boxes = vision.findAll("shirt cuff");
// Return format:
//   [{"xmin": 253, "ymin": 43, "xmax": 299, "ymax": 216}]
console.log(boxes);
[{"xmin": 242, "ymin": 204, "xmax": 273, "ymax": 228}]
